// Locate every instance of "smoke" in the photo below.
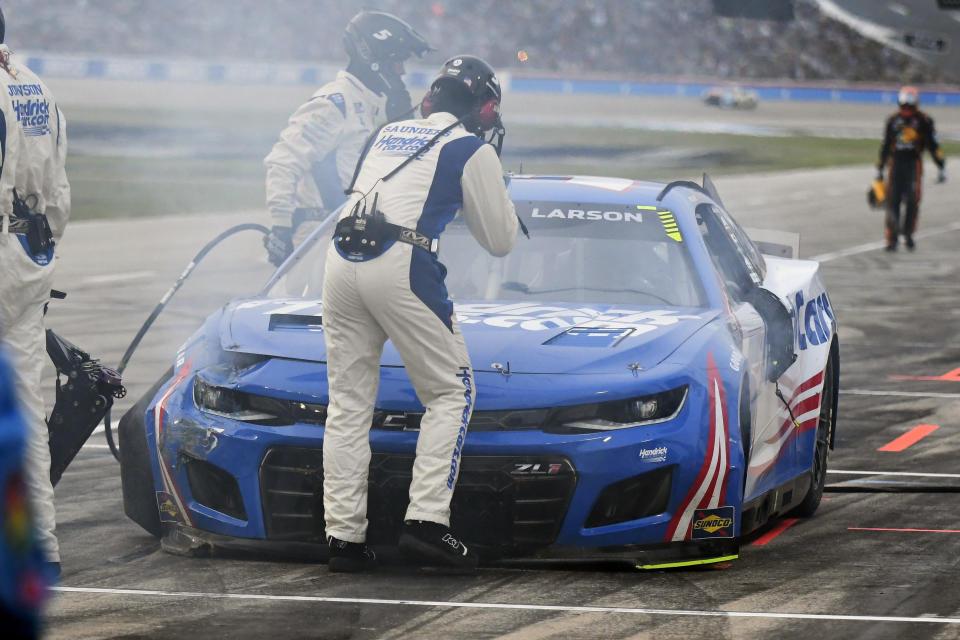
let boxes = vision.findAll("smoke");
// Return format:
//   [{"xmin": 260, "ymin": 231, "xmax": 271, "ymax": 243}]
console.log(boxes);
[{"xmin": 22, "ymin": 0, "xmax": 956, "ymax": 419}]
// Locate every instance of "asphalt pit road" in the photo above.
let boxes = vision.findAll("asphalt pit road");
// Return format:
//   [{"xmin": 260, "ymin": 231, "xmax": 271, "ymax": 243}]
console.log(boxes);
[{"xmin": 111, "ymin": 542, "xmax": 162, "ymax": 564}]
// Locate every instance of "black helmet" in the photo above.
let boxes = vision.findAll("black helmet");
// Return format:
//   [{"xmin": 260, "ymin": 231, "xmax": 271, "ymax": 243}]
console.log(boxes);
[
  {"xmin": 344, "ymin": 11, "xmax": 431, "ymax": 119},
  {"xmin": 344, "ymin": 11, "xmax": 432, "ymax": 68},
  {"xmin": 422, "ymin": 55, "xmax": 502, "ymax": 134}
]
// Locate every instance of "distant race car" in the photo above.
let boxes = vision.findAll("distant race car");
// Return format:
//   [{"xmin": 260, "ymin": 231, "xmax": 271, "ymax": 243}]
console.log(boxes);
[
  {"xmin": 120, "ymin": 174, "xmax": 838, "ymax": 568},
  {"xmin": 703, "ymin": 86, "xmax": 759, "ymax": 110}
]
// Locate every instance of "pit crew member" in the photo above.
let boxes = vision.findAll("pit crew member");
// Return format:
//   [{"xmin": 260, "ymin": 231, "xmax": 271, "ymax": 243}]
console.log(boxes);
[
  {"xmin": 877, "ymin": 85, "xmax": 946, "ymax": 251},
  {"xmin": 263, "ymin": 10, "xmax": 431, "ymax": 266},
  {"xmin": 0, "ymin": 9, "xmax": 71, "ymax": 579},
  {"xmin": 321, "ymin": 55, "xmax": 518, "ymax": 572}
]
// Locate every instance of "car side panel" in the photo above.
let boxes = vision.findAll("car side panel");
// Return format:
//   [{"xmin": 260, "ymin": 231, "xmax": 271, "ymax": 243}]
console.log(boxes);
[{"xmin": 745, "ymin": 257, "xmax": 835, "ymax": 501}]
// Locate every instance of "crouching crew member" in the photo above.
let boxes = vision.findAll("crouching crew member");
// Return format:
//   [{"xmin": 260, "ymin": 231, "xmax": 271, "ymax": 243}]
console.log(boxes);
[
  {"xmin": 0, "ymin": 8, "xmax": 71, "ymax": 578},
  {"xmin": 877, "ymin": 85, "xmax": 946, "ymax": 251},
  {"xmin": 321, "ymin": 56, "xmax": 518, "ymax": 572}
]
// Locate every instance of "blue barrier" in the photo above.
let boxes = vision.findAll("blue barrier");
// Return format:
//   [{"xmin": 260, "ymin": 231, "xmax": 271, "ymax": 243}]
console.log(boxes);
[{"xmin": 21, "ymin": 52, "xmax": 960, "ymax": 107}]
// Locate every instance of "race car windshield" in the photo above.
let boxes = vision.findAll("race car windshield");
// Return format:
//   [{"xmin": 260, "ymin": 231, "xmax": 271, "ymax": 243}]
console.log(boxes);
[{"xmin": 265, "ymin": 200, "xmax": 707, "ymax": 308}]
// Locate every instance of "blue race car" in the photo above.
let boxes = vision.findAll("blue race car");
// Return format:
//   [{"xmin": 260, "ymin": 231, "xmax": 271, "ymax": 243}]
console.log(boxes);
[{"xmin": 119, "ymin": 174, "xmax": 838, "ymax": 568}]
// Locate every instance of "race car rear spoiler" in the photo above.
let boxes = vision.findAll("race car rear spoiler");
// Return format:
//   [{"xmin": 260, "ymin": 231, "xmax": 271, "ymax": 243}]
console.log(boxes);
[{"xmin": 745, "ymin": 228, "xmax": 800, "ymax": 259}]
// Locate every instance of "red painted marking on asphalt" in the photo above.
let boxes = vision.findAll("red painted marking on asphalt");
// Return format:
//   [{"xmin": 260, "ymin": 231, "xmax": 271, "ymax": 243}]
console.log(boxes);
[
  {"xmin": 849, "ymin": 527, "xmax": 960, "ymax": 533},
  {"xmin": 890, "ymin": 366, "xmax": 960, "ymax": 382},
  {"xmin": 877, "ymin": 424, "xmax": 939, "ymax": 452},
  {"xmin": 750, "ymin": 518, "xmax": 799, "ymax": 546}
]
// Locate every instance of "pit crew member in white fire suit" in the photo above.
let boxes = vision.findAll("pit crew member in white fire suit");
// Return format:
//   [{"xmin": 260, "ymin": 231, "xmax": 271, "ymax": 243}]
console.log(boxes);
[
  {"xmin": 321, "ymin": 55, "xmax": 518, "ymax": 572},
  {"xmin": 0, "ymin": 9, "xmax": 71, "ymax": 578},
  {"xmin": 263, "ymin": 10, "xmax": 431, "ymax": 266}
]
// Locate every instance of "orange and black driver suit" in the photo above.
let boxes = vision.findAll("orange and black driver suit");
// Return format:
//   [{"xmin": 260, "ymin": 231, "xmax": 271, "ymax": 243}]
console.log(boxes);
[{"xmin": 877, "ymin": 108, "xmax": 945, "ymax": 248}]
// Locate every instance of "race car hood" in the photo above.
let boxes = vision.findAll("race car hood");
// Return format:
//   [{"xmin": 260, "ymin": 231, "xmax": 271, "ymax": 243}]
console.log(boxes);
[{"xmin": 218, "ymin": 298, "xmax": 720, "ymax": 374}]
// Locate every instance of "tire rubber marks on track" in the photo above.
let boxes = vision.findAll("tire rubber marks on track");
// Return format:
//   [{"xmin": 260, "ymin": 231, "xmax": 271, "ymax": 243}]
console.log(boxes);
[{"xmin": 878, "ymin": 424, "xmax": 939, "ymax": 452}]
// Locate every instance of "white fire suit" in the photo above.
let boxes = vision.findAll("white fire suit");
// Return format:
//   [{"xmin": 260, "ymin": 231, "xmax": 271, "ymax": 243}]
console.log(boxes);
[
  {"xmin": 322, "ymin": 111, "xmax": 518, "ymax": 542},
  {"xmin": 0, "ymin": 46, "xmax": 71, "ymax": 564},
  {"xmin": 264, "ymin": 70, "xmax": 388, "ymax": 235}
]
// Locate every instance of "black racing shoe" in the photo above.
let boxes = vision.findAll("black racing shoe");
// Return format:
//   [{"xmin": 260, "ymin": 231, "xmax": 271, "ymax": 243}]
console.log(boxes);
[
  {"xmin": 398, "ymin": 520, "xmax": 479, "ymax": 569},
  {"xmin": 905, "ymin": 235, "xmax": 915, "ymax": 251},
  {"xmin": 327, "ymin": 536, "xmax": 377, "ymax": 573},
  {"xmin": 884, "ymin": 243, "xmax": 897, "ymax": 252}
]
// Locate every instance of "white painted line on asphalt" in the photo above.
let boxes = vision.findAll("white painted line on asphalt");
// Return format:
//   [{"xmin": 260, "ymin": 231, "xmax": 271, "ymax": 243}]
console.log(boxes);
[
  {"xmin": 829, "ymin": 470, "xmax": 960, "ymax": 479},
  {"xmin": 80, "ymin": 270, "xmax": 157, "ymax": 285},
  {"xmin": 51, "ymin": 586, "xmax": 960, "ymax": 624},
  {"xmin": 839, "ymin": 389, "xmax": 960, "ymax": 399},
  {"xmin": 808, "ymin": 240, "xmax": 888, "ymax": 262},
  {"xmin": 809, "ymin": 221, "xmax": 960, "ymax": 263}
]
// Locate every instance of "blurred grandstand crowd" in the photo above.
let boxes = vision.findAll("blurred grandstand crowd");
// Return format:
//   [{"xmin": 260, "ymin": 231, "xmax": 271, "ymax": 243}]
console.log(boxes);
[{"xmin": 2, "ymin": 0, "xmax": 947, "ymax": 83}]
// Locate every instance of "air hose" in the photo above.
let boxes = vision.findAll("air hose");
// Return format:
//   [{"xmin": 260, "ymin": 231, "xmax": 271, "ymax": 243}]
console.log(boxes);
[{"xmin": 103, "ymin": 223, "xmax": 270, "ymax": 461}]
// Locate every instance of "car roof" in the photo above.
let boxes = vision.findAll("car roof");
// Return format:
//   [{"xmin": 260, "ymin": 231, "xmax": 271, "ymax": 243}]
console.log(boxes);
[{"xmin": 507, "ymin": 175, "xmax": 671, "ymax": 208}]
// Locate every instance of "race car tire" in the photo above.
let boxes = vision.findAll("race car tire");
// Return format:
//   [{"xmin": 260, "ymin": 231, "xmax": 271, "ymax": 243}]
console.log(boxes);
[
  {"xmin": 119, "ymin": 366, "xmax": 174, "ymax": 537},
  {"xmin": 739, "ymin": 376, "xmax": 751, "ymax": 463},
  {"xmin": 791, "ymin": 348, "xmax": 837, "ymax": 517}
]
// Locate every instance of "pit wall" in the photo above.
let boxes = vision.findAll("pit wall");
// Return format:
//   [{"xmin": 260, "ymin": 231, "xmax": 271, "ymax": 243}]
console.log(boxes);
[{"xmin": 21, "ymin": 52, "xmax": 960, "ymax": 107}]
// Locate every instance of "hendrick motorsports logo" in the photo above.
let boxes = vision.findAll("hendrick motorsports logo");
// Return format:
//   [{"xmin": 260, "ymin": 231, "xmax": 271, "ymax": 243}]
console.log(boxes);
[
  {"xmin": 691, "ymin": 506, "xmax": 735, "ymax": 539},
  {"xmin": 455, "ymin": 303, "xmax": 702, "ymax": 336},
  {"xmin": 638, "ymin": 446, "xmax": 668, "ymax": 463}
]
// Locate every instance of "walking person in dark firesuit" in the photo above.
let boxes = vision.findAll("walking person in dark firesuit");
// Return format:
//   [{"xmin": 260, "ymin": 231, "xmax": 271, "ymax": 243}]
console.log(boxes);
[
  {"xmin": 320, "ymin": 56, "xmax": 518, "ymax": 572},
  {"xmin": 876, "ymin": 85, "xmax": 947, "ymax": 251},
  {"xmin": 0, "ymin": 7, "xmax": 71, "ymax": 579}
]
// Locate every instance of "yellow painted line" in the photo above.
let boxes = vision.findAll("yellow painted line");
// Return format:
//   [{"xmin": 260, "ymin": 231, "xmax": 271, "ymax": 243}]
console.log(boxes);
[{"xmin": 637, "ymin": 554, "xmax": 738, "ymax": 570}]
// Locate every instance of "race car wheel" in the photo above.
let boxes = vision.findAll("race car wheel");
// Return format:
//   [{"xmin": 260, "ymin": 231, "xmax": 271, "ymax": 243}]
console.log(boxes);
[
  {"xmin": 739, "ymin": 377, "xmax": 751, "ymax": 462},
  {"xmin": 119, "ymin": 367, "xmax": 174, "ymax": 537},
  {"xmin": 792, "ymin": 351, "xmax": 836, "ymax": 517}
]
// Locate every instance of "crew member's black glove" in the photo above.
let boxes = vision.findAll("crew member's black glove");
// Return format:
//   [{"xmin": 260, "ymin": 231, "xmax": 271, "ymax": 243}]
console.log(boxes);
[
  {"xmin": 264, "ymin": 225, "xmax": 294, "ymax": 266},
  {"xmin": 875, "ymin": 167, "xmax": 884, "ymax": 181}
]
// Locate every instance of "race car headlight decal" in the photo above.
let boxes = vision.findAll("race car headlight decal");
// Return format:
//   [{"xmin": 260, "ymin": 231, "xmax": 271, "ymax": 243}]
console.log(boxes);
[
  {"xmin": 193, "ymin": 377, "xmax": 288, "ymax": 424},
  {"xmin": 194, "ymin": 377, "xmax": 241, "ymax": 414},
  {"xmin": 550, "ymin": 385, "xmax": 688, "ymax": 432}
]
